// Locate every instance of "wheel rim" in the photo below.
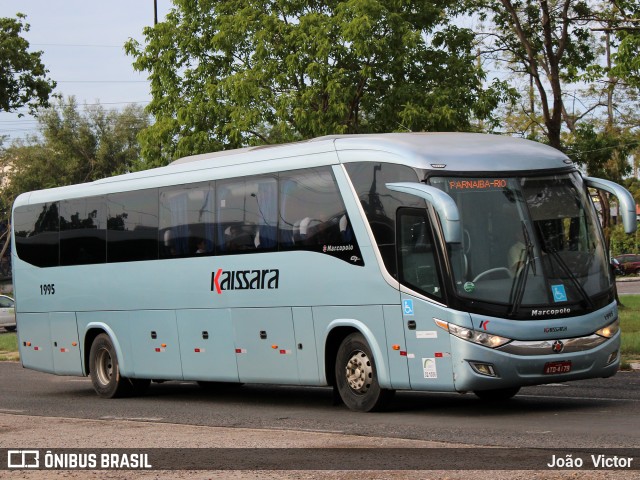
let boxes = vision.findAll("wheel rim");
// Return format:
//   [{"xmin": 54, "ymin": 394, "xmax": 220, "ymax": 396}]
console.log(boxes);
[
  {"xmin": 95, "ymin": 347, "xmax": 113, "ymax": 386},
  {"xmin": 345, "ymin": 350, "xmax": 373, "ymax": 394}
]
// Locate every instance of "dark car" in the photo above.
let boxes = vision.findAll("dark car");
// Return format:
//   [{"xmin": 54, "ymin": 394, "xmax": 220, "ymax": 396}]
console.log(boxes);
[{"xmin": 615, "ymin": 254, "xmax": 640, "ymax": 275}]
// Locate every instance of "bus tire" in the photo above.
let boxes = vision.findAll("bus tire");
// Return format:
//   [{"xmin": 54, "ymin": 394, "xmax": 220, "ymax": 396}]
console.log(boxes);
[
  {"xmin": 473, "ymin": 387, "xmax": 520, "ymax": 401},
  {"xmin": 89, "ymin": 333, "xmax": 132, "ymax": 398},
  {"xmin": 335, "ymin": 332, "xmax": 394, "ymax": 412}
]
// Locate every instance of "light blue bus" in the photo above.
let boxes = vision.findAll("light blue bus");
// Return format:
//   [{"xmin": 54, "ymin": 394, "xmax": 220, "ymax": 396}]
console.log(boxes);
[{"xmin": 11, "ymin": 133, "xmax": 637, "ymax": 411}]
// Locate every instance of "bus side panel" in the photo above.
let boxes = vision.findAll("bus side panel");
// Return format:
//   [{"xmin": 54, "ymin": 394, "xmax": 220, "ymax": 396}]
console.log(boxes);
[
  {"xmin": 312, "ymin": 305, "xmax": 390, "ymax": 388},
  {"xmin": 50, "ymin": 312, "xmax": 82, "ymax": 375},
  {"xmin": 129, "ymin": 310, "xmax": 183, "ymax": 380},
  {"xmin": 177, "ymin": 309, "xmax": 239, "ymax": 382},
  {"xmin": 232, "ymin": 307, "xmax": 299, "ymax": 384},
  {"xmin": 16, "ymin": 312, "xmax": 54, "ymax": 374},
  {"xmin": 292, "ymin": 307, "xmax": 321, "ymax": 385},
  {"xmin": 382, "ymin": 305, "xmax": 410, "ymax": 389}
]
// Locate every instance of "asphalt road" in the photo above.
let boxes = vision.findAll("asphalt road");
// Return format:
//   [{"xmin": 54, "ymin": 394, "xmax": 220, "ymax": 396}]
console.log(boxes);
[{"xmin": 1, "ymin": 361, "xmax": 639, "ymax": 449}]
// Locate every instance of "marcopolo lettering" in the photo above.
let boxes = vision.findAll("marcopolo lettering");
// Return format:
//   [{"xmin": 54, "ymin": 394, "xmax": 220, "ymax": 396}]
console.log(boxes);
[
  {"xmin": 211, "ymin": 268, "xmax": 280, "ymax": 294},
  {"xmin": 531, "ymin": 307, "xmax": 572, "ymax": 317}
]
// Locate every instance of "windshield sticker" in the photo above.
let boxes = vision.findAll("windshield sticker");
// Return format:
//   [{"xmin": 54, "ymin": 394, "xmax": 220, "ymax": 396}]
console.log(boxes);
[
  {"xmin": 448, "ymin": 179, "xmax": 507, "ymax": 191},
  {"xmin": 422, "ymin": 358, "xmax": 438, "ymax": 379},
  {"xmin": 551, "ymin": 284, "xmax": 568, "ymax": 302},
  {"xmin": 463, "ymin": 282, "xmax": 475, "ymax": 293}
]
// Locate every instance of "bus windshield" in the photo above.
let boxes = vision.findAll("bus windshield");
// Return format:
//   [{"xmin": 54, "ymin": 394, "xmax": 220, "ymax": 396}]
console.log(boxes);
[{"xmin": 429, "ymin": 172, "xmax": 612, "ymax": 316}]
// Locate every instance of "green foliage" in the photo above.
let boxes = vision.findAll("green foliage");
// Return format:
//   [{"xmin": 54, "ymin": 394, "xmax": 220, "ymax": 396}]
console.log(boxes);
[
  {"xmin": 611, "ymin": 223, "xmax": 639, "ymax": 257},
  {"xmin": 619, "ymin": 296, "xmax": 640, "ymax": 361},
  {"xmin": 611, "ymin": 0, "xmax": 640, "ymax": 89},
  {"xmin": 126, "ymin": 0, "xmax": 510, "ymax": 165},
  {"xmin": 0, "ymin": 98, "xmax": 149, "ymax": 217},
  {"xmin": 0, "ymin": 14, "xmax": 56, "ymax": 115},
  {"xmin": 0, "ymin": 332, "xmax": 18, "ymax": 361},
  {"xmin": 565, "ymin": 123, "xmax": 634, "ymax": 182}
]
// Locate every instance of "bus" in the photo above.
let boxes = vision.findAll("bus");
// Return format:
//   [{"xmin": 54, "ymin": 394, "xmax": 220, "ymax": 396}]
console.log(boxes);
[{"xmin": 11, "ymin": 133, "xmax": 637, "ymax": 412}]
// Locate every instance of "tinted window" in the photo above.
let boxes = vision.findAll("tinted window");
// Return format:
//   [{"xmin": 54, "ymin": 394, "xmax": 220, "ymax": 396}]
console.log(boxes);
[
  {"xmin": 13, "ymin": 203, "xmax": 60, "ymax": 267},
  {"xmin": 160, "ymin": 183, "xmax": 215, "ymax": 258},
  {"xmin": 216, "ymin": 175, "xmax": 278, "ymax": 254},
  {"xmin": 397, "ymin": 209, "xmax": 443, "ymax": 299},
  {"xmin": 280, "ymin": 167, "xmax": 363, "ymax": 265},
  {"xmin": 344, "ymin": 162, "xmax": 422, "ymax": 275},
  {"xmin": 107, "ymin": 190, "xmax": 159, "ymax": 262},
  {"xmin": 60, "ymin": 197, "xmax": 107, "ymax": 265}
]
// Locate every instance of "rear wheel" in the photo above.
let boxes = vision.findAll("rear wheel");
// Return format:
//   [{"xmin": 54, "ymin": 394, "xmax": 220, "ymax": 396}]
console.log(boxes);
[
  {"xmin": 473, "ymin": 387, "xmax": 520, "ymax": 401},
  {"xmin": 89, "ymin": 333, "xmax": 144, "ymax": 398},
  {"xmin": 335, "ymin": 332, "xmax": 394, "ymax": 412}
]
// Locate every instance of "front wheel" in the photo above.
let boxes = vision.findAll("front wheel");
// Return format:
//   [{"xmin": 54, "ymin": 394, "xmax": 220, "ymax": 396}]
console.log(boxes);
[
  {"xmin": 335, "ymin": 333, "xmax": 394, "ymax": 412},
  {"xmin": 89, "ymin": 333, "xmax": 142, "ymax": 398}
]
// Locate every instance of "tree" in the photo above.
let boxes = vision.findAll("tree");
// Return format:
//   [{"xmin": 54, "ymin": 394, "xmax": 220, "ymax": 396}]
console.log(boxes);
[
  {"xmin": 0, "ymin": 14, "xmax": 56, "ymax": 115},
  {"xmin": 0, "ymin": 98, "xmax": 149, "ymax": 217},
  {"xmin": 566, "ymin": 121, "xmax": 634, "ymax": 181},
  {"xmin": 609, "ymin": 0, "xmax": 640, "ymax": 88},
  {"xmin": 126, "ymin": 0, "xmax": 512, "ymax": 165},
  {"xmin": 476, "ymin": 0, "xmax": 600, "ymax": 150}
]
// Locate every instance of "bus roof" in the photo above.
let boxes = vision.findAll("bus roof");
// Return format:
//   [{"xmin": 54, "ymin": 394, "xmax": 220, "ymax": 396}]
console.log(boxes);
[
  {"xmin": 171, "ymin": 133, "xmax": 571, "ymax": 172},
  {"xmin": 14, "ymin": 133, "xmax": 573, "ymax": 206}
]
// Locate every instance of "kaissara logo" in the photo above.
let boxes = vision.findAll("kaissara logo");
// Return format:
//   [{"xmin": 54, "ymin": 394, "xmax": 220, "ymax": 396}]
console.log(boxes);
[{"xmin": 211, "ymin": 268, "xmax": 280, "ymax": 294}]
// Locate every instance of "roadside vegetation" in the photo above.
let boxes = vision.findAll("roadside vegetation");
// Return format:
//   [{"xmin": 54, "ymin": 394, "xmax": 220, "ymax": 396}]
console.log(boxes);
[
  {"xmin": 0, "ymin": 331, "xmax": 18, "ymax": 361},
  {"xmin": 2, "ymin": 295, "xmax": 639, "ymax": 368},
  {"xmin": 619, "ymin": 295, "xmax": 640, "ymax": 369}
]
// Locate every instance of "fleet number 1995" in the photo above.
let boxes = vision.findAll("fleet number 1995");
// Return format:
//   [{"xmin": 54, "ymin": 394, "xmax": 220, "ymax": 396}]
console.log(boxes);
[{"xmin": 40, "ymin": 284, "xmax": 55, "ymax": 295}]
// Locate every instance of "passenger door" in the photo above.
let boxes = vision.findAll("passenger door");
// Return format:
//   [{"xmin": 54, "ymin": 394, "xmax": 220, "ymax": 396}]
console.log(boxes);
[{"xmin": 397, "ymin": 208, "xmax": 455, "ymax": 391}]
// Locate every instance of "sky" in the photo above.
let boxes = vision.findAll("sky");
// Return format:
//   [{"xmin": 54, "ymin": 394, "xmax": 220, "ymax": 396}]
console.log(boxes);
[{"xmin": 0, "ymin": 0, "xmax": 172, "ymax": 143}]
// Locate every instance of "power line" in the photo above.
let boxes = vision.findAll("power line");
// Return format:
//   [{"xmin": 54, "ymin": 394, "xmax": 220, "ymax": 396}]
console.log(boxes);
[
  {"xmin": 31, "ymin": 43, "xmax": 125, "ymax": 48},
  {"xmin": 56, "ymin": 80, "xmax": 149, "ymax": 84}
]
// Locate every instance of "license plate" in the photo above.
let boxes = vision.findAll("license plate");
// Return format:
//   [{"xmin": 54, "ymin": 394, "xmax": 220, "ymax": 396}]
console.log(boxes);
[{"xmin": 543, "ymin": 361, "xmax": 572, "ymax": 374}]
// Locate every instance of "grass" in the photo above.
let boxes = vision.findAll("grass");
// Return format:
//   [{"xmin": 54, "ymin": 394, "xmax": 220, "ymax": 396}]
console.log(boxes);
[
  {"xmin": 618, "ymin": 295, "xmax": 640, "ymax": 369},
  {"xmin": 1, "ymin": 296, "xmax": 639, "ymax": 367},
  {"xmin": 0, "ymin": 332, "xmax": 19, "ymax": 361}
]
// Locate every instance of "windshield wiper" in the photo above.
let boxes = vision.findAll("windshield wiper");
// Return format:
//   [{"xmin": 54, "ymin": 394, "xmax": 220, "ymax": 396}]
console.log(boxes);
[
  {"xmin": 543, "ymin": 244, "xmax": 594, "ymax": 309},
  {"xmin": 508, "ymin": 222, "xmax": 535, "ymax": 316}
]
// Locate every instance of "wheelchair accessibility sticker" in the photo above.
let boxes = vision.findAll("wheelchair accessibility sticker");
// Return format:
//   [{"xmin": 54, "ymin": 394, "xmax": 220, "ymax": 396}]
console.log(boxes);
[
  {"xmin": 551, "ymin": 284, "xmax": 567, "ymax": 302},
  {"xmin": 403, "ymin": 299, "xmax": 414, "ymax": 316}
]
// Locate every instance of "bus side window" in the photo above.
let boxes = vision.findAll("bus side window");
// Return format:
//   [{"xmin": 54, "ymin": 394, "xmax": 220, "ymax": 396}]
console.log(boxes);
[
  {"xmin": 60, "ymin": 197, "xmax": 107, "ymax": 265},
  {"xmin": 215, "ymin": 175, "xmax": 278, "ymax": 254},
  {"xmin": 279, "ymin": 167, "xmax": 363, "ymax": 265},
  {"xmin": 107, "ymin": 189, "xmax": 159, "ymax": 263},
  {"xmin": 344, "ymin": 162, "xmax": 423, "ymax": 277},
  {"xmin": 159, "ymin": 182, "xmax": 215, "ymax": 258},
  {"xmin": 14, "ymin": 202, "xmax": 60, "ymax": 268}
]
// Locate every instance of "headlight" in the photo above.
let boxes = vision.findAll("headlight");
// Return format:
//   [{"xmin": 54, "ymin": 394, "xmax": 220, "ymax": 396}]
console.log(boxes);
[
  {"xmin": 595, "ymin": 318, "xmax": 619, "ymax": 338},
  {"xmin": 434, "ymin": 318, "xmax": 512, "ymax": 348}
]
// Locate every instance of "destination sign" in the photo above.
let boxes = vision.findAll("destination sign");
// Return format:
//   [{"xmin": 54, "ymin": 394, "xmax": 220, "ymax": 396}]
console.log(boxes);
[{"xmin": 448, "ymin": 179, "xmax": 507, "ymax": 190}]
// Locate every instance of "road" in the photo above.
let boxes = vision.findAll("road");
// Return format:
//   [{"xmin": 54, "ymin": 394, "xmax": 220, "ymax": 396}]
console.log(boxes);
[
  {"xmin": 1, "ymin": 362, "xmax": 639, "ymax": 449},
  {"xmin": 616, "ymin": 277, "xmax": 640, "ymax": 295}
]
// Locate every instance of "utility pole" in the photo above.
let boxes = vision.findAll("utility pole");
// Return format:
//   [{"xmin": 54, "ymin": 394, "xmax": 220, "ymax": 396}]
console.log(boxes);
[{"xmin": 154, "ymin": 0, "xmax": 158, "ymax": 25}]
